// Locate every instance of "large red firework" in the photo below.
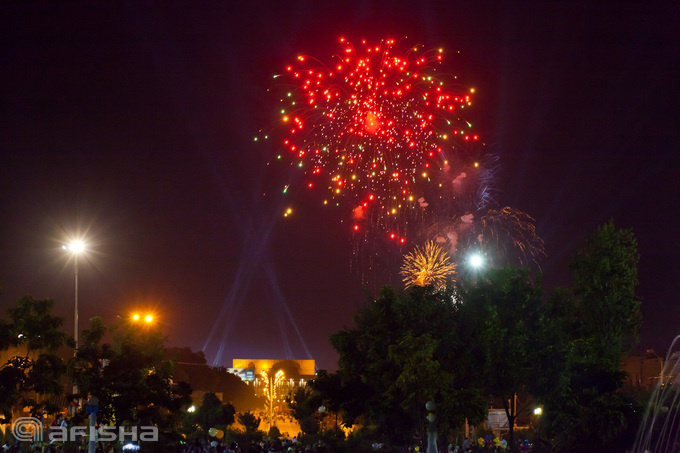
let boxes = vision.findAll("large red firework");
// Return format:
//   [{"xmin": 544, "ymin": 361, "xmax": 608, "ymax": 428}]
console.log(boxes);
[{"xmin": 276, "ymin": 37, "xmax": 485, "ymax": 242}]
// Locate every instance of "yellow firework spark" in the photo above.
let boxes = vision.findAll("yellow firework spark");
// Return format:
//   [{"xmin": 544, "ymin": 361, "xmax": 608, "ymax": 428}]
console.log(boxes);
[{"xmin": 400, "ymin": 241, "xmax": 456, "ymax": 289}]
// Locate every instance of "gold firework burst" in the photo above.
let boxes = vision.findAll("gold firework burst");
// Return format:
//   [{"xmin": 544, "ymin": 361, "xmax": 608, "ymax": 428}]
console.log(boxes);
[{"xmin": 400, "ymin": 241, "xmax": 456, "ymax": 289}]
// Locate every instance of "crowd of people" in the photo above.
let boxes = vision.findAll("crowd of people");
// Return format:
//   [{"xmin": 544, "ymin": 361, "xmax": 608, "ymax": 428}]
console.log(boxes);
[{"xmin": 179, "ymin": 437, "xmax": 308, "ymax": 453}]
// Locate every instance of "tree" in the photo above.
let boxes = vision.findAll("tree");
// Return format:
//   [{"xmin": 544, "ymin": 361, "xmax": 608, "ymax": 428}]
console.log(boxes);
[
  {"xmin": 309, "ymin": 370, "xmax": 346, "ymax": 437},
  {"xmin": 0, "ymin": 296, "xmax": 69, "ymax": 421},
  {"xmin": 196, "ymin": 391, "xmax": 235, "ymax": 431},
  {"xmin": 166, "ymin": 347, "xmax": 261, "ymax": 411},
  {"xmin": 287, "ymin": 384, "xmax": 321, "ymax": 435},
  {"xmin": 457, "ymin": 267, "xmax": 544, "ymax": 452},
  {"xmin": 323, "ymin": 221, "xmax": 640, "ymax": 452},
  {"xmin": 237, "ymin": 410, "xmax": 261, "ymax": 434},
  {"xmin": 268, "ymin": 425, "xmax": 282, "ymax": 439},
  {"xmin": 330, "ymin": 285, "xmax": 487, "ymax": 447},
  {"xmin": 70, "ymin": 317, "xmax": 193, "ymax": 434},
  {"xmin": 235, "ymin": 410, "xmax": 263, "ymax": 446},
  {"xmin": 570, "ymin": 219, "xmax": 641, "ymax": 364},
  {"xmin": 536, "ymin": 220, "xmax": 642, "ymax": 452}
]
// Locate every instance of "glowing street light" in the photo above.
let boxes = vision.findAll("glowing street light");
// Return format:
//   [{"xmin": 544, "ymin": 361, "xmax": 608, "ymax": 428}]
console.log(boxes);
[
  {"xmin": 131, "ymin": 313, "xmax": 155, "ymax": 324},
  {"xmin": 468, "ymin": 253, "xmax": 484, "ymax": 269},
  {"xmin": 63, "ymin": 239, "xmax": 86, "ymax": 349}
]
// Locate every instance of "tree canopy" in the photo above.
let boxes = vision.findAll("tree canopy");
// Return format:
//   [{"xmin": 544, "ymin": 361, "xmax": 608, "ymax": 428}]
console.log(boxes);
[
  {"xmin": 71, "ymin": 316, "xmax": 192, "ymax": 429},
  {"xmin": 0, "ymin": 296, "xmax": 70, "ymax": 421},
  {"xmin": 318, "ymin": 220, "xmax": 642, "ymax": 453},
  {"xmin": 329, "ymin": 284, "xmax": 487, "ymax": 446},
  {"xmin": 535, "ymin": 220, "xmax": 642, "ymax": 452}
]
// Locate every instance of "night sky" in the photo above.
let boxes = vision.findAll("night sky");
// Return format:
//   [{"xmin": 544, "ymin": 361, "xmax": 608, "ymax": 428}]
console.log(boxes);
[{"xmin": 1, "ymin": 1, "xmax": 679, "ymax": 371}]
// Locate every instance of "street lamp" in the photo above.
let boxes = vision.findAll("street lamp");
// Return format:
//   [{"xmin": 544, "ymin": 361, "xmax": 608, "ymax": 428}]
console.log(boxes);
[
  {"xmin": 318, "ymin": 405, "xmax": 326, "ymax": 434},
  {"xmin": 63, "ymin": 240, "xmax": 86, "ymax": 350},
  {"xmin": 468, "ymin": 252, "xmax": 484, "ymax": 269},
  {"xmin": 131, "ymin": 313, "xmax": 155, "ymax": 325},
  {"xmin": 425, "ymin": 401, "xmax": 437, "ymax": 453}
]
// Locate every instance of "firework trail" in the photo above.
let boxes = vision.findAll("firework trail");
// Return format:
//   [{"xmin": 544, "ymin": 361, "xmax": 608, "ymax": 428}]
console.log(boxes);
[{"xmin": 430, "ymin": 206, "xmax": 545, "ymax": 271}]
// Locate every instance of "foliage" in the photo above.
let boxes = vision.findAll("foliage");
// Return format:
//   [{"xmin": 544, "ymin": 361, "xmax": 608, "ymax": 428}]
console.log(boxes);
[
  {"xmin": 234, "ymin": 410, "xmax": 264, "ymax": 446},
  {"xmin": 0, "ymin": 296, "xmax": 69, "ymax": 421},
  {"xmin": 7, "ymin": 296, "xmax": 70, "ymax": 353},
  {"xmin": 456, "ymin": 267, "xmax": 544, "ymax": 450},
  {"xmin": 535, "ymin": 220, "xmax": 642, "ymax": 452},
  {"xmin": 287, "ymin": 384, "xmax": 322, "ymax": 435},
  {"xmin": 70, "ymin": 316, "xmax": 192, "ymax": 431},
  {"xmin": 325, "ymin": 220, "xmax": 641, "ymax": 452},
  {"xmin": 237, "ymin": 410, "xmax": 262, "ymax": 434},
  {"xmin": 166, "ymin": 346, "xmax": 261, "ymax": 411},
  {"xmin": 570, "ymin": 219, "xmax": 641, "ymax": 364},
  {"xmin": 268, "ymin": 425, "xmax": 282, "ymax": 439},
  {"xmin": 329, "ymin": 284, "xmax": 487, "ymax": 446},
  {"xmin": 196, "ymin": 391, "xmax": 235, "ymax": 430}
]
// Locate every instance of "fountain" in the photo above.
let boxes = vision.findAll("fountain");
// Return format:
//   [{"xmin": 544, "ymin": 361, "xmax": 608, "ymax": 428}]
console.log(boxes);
[{"xmin": 633, "ymin": 335, "xmax": 680, "ymax": 452}]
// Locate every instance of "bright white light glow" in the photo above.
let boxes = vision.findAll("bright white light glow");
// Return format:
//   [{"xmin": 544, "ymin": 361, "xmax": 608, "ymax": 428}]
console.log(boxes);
[
  {"xmin": 63, "ymin": 240, "xmax": 86, "ymax": 254},
  {"xmin": 469, "ymin": 253, "xmax": 484, "ymax": 268}
]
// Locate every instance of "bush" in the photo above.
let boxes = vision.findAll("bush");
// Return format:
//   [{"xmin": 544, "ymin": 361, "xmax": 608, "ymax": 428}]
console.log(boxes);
[{"xmin": 268, "ymin": 425, "xmax": 282, "ymax": 439}]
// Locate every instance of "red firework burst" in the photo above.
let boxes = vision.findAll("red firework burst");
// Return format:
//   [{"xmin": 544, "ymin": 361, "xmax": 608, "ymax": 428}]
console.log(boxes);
[{"xmin": 276, "ymin": 37, "xmax": 483, "ymax": 239}]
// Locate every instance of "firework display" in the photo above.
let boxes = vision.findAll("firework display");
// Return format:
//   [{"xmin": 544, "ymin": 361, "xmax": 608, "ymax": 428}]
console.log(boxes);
[
  {"xmin": 400, "ymin": 240, "xmax": 456, "ymax": 289},
  {"xmin": 430, "ymin": 207, "xmax": 545, "ymax": 271},
  {"xmin": 274, "ymin": 37, "xmax": 486, "ymax": 241},
  {"xmin": 269, "ymin": 37, "xmax": 543, "ymax": 282}
]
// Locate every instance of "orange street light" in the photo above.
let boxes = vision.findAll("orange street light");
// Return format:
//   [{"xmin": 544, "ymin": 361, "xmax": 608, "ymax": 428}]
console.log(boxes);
[{"xmin": 131, "ymin": 313, "xmax": 155, "ymax": 324}]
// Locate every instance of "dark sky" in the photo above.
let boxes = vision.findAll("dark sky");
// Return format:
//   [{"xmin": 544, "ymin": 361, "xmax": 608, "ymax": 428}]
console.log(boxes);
[{"xmin": 1, "ymin": 1, "xmax": 679, "ymax": 371}]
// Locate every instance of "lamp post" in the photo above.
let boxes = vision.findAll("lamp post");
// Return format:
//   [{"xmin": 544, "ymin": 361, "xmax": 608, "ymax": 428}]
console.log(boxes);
[
  {"xmin": 318, "ymin": 405, "xmax": 326, "ymax": 434},
  {"xmin": 425, "ymin": 401, "xmax": 437, "ymax": 453},
  {"xmin": 63, "ymin": 240, "xmax": 85, "ymax": 350},
  {"xmin": 87, "ymin": 396, "xmax": 99, "ymax": 453}
]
